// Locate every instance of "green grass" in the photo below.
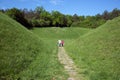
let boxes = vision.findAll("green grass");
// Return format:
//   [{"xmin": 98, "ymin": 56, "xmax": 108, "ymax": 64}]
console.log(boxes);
[
  {"xmin": 0, "ymin": 12, "xmax": 67, "ymax": 80},
  {"xmin": 1, "ymin": 11, "xmax": 119, "ymax": 80},
  {"xmin": 65, "ymin": 17, "xmax": 120, "ymax": 80},
  {"xmin": 31, "ymin": 27, "xmax": 91, "ymax": 80},
  {"xmin": 18, "ymin": 39, "xmax": 68, "ymax": 80},
  {"xmin": 32, "ymin": 27, "xmax": 91, "ymax": 46}
]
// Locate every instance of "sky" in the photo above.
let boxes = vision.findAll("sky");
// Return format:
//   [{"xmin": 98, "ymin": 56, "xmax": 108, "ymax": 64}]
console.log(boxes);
[{"xmin": 0, "ymin": 0, "xmax": 120, "ymax": 16}]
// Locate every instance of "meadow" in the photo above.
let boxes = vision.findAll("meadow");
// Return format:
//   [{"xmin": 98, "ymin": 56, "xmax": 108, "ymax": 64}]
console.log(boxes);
[
  {"xmin": 65, "ymin": 17, "xmax": 120, "ymax": 80},
  {"xmin": 0, "ymin": 12, "xmax": 120, "ymax": 80}
]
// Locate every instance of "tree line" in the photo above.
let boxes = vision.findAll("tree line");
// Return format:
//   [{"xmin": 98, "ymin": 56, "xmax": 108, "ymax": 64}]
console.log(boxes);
[{"xmin": 0, "ymin": 6, "xmax": 120, "ymax": 29}]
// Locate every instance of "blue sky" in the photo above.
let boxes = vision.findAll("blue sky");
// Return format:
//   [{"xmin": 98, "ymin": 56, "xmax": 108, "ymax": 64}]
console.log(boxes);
[{"xmin": 0, "ymin": 0, "xmax": 120, "ymax": 16}]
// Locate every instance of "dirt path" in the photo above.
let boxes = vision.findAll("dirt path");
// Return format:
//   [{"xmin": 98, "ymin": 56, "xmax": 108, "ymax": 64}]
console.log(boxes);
[{"xmin": 58, "ymin": 47, "xmax": 81, "ymax": 80}]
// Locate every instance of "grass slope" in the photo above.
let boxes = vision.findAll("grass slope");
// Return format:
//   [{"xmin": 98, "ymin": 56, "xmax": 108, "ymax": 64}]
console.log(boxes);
[
  {"xmin": 65, "ymin": 17, "xmax": 120, "ymax": 80},
  {"xmin": 0, "ymin": 12, "xmax": 67, "ymax": 80},
  {"xmin": 32, "ymin": 27, "xmax": 91, "ymax": 47},
  {"xmin": 32, "ymin": 27, "xmax": 90, "ymax": 39}
]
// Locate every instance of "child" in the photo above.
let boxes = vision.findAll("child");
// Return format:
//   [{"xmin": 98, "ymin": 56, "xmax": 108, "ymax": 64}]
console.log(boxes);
[
  {"xmin": 58, "ymin": 40, "xmax": 61, "ymax": 47},
  {"xmin": 61, "ymin": 40, "xmax": 64, "ymax": 47}
]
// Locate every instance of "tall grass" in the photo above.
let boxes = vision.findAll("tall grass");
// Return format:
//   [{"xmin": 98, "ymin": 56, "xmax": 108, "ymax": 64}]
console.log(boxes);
[
  {"xmin": 0, "ymin": 12, "xmax": 42, "ymax": 79},
  {"xmin": 0, "ymin": 12, "xmax": 68, "ymax": 80},
  {"xmin": 18, "ymin": 39, "xmax": 68, "ymax": 80},
  {"xmin": 65, "ymin": 17, "xmax": 120, "ymax": 80}
]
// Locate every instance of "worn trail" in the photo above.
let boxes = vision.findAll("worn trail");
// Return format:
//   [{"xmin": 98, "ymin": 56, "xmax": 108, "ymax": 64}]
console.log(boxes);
[{"xmin": 58, "ymin": 47, "xmax": 81, "ymax": 80}]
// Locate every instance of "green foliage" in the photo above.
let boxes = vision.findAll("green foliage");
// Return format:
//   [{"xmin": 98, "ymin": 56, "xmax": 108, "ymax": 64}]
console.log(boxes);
[
  {"xmin": 71, "ymin": 16, "xmax": 106, "ymax": 28},
  {"xmin": 102, "ymin": 10, "xmax": 110, "ymax": 20},
  {"xmin": 1, "ymin": 7, "xmax": 120, "ymax": 28},
  {"xmin": 5, "ymin": 8, "xmax": 32, "ymax": 29},
  {"xmin": 65, "ymin": 17, "xmax": 120, "ymax": 80},
  {"xmin": 66, "ymin": 15, "xmax": 73, "ymax": 27},
  {"xmin": 31, "ymin": 19, "xmax": 50, "ymax": 27},
  {"xmin": 35, "ymin": 6, "xmax": 45, "ymax": 14},
  {"xmin": 110, "ymin": 8, "xmax": 120, "ymax": 19},
  {"xmin": 51, "ymin": 11, "xmax": 67, "ymax": 27},
  {"xmin": 72, "ymin": 14, "xmax": 79, "ymax": 22}
]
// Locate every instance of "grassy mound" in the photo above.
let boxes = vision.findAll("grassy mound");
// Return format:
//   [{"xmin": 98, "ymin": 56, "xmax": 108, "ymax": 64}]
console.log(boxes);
[
  {"xmin": 65, "ymin": 17, "xmax": 120, "ymax": 80},
  {"xmin": 0, "ymin": 12, "xmax": 44, "ymax": 79},
  {"xmin": 0, "ymin": 13, "xmax": 67, "ymax": 80}
]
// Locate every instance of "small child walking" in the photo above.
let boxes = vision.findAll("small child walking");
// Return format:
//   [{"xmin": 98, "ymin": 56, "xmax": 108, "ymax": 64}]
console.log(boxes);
[
  {"xmin": 58, "ymin": 40, "xmax": 61, "ymax": 47},
  {"xmin": 61, "ymin": 40, "xmax": 64, "ymax": 47}
]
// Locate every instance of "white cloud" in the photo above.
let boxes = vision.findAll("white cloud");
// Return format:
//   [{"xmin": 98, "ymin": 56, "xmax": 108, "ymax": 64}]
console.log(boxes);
[{"xmin": 50, "ymin": 0, "xmax": 63, "ymax": 5}]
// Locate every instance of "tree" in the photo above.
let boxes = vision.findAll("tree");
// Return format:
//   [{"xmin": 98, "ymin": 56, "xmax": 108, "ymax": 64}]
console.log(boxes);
[
  {"xmin": 66, "ymin": 15, "xmax": 73, "ymax": 27},
  {"xmin": 22, "ymin": 8, "xmax": 35, "ymax": 20},
  {"xmin": 0, "ymin": 9, "xmax": 4, "ymax": 13},
  {"xmin": 51, "ymin": 11, "xmax": 61, "ymax": 27},
  {"xmin": 35, "ymin": 6, "xmax": 45, "ymax": 14},
  {"xmin": 51, "ymin": 11, "xmax": 69, "ymax": 27},
  {"xmin": 95, "ymin": 14, "xmax": 102, "ymax": 20},
  {"xmin": 79, "ymin": 16, "xmax": 85, "ymax": 22},
  {"xmin": 35, "ymin": 6, "xmax": 45, "ymax": 19},
  {"xmin": 102, "ymin": 10, "xmax": 110, "ymax": 20},
  {"xmin": 5, "ymin": 8, "xmax": 32, "ymax": 29},
  {"xmin": 40, "ymin": 11, "xmax": 52, "ymax": 26},
  {"xmin": 110, "ymin": 8, "xmax": 120, "ymax": 19},
  {"xmin": 72, "ymin": 14, "xmax": 79, "ymax": 22},
  {"xmin": 3, "ymin": 7, "xmax": 119, "ymax": 28}
]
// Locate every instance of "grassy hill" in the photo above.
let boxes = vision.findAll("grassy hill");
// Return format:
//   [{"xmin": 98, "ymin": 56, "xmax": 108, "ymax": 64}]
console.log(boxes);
[
  {"xmin": 32, "ymin": 27, "xmax": 91, "ymax": 39},
  {"xmin": 65, "ymin": 17, "xmax": 120, "ymax": 80},
  {"xmin": 1, "ymin": 11, "xmax": 119, "ymax": 80},
  {"xmin": 0, "ymin": 12, "xmax": 68, "ymax": 80}
]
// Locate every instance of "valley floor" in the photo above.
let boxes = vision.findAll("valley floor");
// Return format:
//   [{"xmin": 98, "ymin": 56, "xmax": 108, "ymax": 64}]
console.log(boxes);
[{"xmin": 58, "ymin": 47, "xmax": 84, "ymax": 80}]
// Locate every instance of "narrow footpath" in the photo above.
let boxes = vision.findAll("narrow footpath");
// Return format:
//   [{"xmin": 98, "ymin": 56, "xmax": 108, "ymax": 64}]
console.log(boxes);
[{"xmin": 58, "ymin": 47, "xmax": 82, "ymax": 80}]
